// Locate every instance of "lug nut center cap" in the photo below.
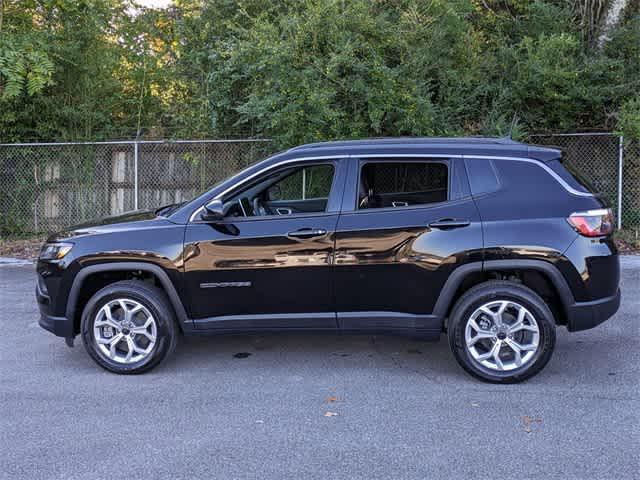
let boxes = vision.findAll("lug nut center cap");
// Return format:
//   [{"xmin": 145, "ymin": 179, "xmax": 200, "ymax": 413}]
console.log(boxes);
[{"xmin": 497, "ymin": 332, "xmax": 507, "ymax": 340}]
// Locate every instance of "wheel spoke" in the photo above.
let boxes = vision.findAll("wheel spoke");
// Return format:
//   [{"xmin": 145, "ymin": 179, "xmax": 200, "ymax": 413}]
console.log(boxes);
[
  {"xmin": 117, "ymin": 299, "xmax": 129, "ymax": 317},
  {"xmin": 509, "ymin": 323, "xmax": 538, "ymax": 333},
  {"xmin": 109, "ymin": 334, "xmax": 124, "ymax": 359},
  {"xmin": 141, "ymin": 316, "xmax": 154, "ymax": 329},
  {"xmin": 507, "ymin": 307, "xmax": 538, "ymax": 334},
  {"xmin": 476, "ymin": 339, "xmax": 501, "ymax": 362},
  {"xmin": 97, "ymin": 332, "xmax": 123, "ymax": 345},
  {"xmin": 125, "ymin": 304, "xmax": 143, "ymax": 322},
  {"xmin": 479, "ymin": 303, "xmax": 506, "ymax": 327},
  {"xmin": 469, "ymin": 318, "xmax": 490, "ymax": 334},
  {"xmin": 506, "ymin": 338, "xmax": 537, "ymax": 352},
  {"xmin": 505, "ymin": 338, "xmax": 523, "ymax": 367},
  {"xmin": 467, "ymin": 319, "xmax": 495, "ymax": 347},
  {"xmin": 131, "ymin": 327, "xmax": 156, "ymax": 342},
  {"xmin": 94, "ymin": 305, "xmax": 120, "ymax": 329},
  {"xmin": 492, "ymin": 340, "xmax": 504, "ymax": 370},
  {"xmin": 466, "ymin": 333, "xmax": 494, "ymax": 347},
  {"xmin": 132, "ymin": 342, "xmax": 152, "ymax": 355},
  {"xmin": 124, "ymin": 337, "xmax": 134, "ymax": 362},
  {"xmin": 479, "ymin": 306, "xmax": 496, "ymax": 322},
  {"xmin": 495, "ymin": 301, "xmax": 509, "ymax": 326}
]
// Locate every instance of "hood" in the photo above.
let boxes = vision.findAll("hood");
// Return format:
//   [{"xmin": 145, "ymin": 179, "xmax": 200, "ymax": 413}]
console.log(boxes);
[{"xmin": 46, "ymin": 210, "xmax": 169, "ymax": 242}]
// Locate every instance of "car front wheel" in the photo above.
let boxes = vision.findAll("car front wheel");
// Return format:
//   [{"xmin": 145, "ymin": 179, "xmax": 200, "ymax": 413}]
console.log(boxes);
[
  {"xmin": 80, "ymin": 280, "xmax": 178, "ymax": 374},
  {"xmin": 448, "ymin": 280, "xmax": 556, "ymax": 383}
]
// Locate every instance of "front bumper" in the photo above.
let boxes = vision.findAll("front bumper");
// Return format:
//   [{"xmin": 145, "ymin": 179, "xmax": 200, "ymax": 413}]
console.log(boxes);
[
  {"xmin": 36, "ymin": 282, "xmax": 74, "ymax": 338},
  {"xmin": 566, "ymin": 289, "xmax": 621, "ymax": 332}
]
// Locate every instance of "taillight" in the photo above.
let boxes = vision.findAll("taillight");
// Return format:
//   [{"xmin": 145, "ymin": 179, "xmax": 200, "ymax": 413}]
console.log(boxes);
[{"xmin": 567, "ymin": 208, "xmax": 614, "ymax": 237}]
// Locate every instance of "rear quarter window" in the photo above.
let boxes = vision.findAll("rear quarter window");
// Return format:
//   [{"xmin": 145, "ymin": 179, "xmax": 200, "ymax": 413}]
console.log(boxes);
[
  {"xmin": 464, "ymin": 159, "xmax": 500, "ymax": 195},
  {"xmin": 547, "ymin": 159, "xmax": 595, "ymax": 194}
]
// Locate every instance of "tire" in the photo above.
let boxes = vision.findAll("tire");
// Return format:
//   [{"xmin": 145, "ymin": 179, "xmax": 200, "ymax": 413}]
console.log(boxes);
[
  {"xmin": 81, "ymin": 280, "xmax": 178, "ymax": 374},
  {"xmin": 447, "ymin": 280, "xmax": 556, "ymax": 383}
]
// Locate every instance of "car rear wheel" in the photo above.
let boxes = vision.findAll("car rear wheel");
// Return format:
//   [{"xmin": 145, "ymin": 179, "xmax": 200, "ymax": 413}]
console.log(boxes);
[
  {"xmin": 81, "ymin": 280, "xmax": 178, "ymax": 374},
  {"xmin": 448, "ymin": 280, "xmax": 556, "ymax": 383}
]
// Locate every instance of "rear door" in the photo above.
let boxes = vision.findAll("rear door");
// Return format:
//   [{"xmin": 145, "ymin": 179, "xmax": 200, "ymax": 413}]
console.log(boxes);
[{"xmin": 334, "ymin": 156, "xmax": 483, "ymax": 334}]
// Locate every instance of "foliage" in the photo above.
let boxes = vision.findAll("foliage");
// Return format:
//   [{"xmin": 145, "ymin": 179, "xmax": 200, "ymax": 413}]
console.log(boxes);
[
  {"xmin": 619, "ymin": 97, "xmax": 640, "ymax": 141},
  {"xmin": 0, "ymin": 0, "xmax": 638, "ymax": 144}
]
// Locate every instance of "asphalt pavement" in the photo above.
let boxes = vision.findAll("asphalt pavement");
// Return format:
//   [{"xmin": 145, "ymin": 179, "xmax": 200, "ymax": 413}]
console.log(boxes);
[{"xmin": 1, "ymin": 257, "xmax": 639, "ymax": 479}]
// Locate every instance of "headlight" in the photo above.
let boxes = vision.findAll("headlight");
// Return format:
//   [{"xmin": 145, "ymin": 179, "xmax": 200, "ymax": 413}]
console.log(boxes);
[{"xmin": 39, "ymin": 242, "xmax": 73, "ymax": 260}]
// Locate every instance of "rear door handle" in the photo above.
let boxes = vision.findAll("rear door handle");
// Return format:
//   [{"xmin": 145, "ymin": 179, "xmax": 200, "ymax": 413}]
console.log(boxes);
[
  {"xmin": 428, "ymin": 218, "xmax": 471, "ymax": 230},
  {"xmin": 287, "ymin": 228, "xmax": 327, "ymax": 239}
]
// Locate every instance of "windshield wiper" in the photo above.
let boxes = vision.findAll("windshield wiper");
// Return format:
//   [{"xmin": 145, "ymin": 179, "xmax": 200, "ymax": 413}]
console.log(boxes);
[{"xmin": 155, "ymin": 202, "xmax": 184, "ymax": 217}]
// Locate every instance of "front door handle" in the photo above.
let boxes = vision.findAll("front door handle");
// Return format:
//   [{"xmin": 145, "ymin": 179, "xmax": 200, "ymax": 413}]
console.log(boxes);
[
  {"xmin": 287, "ymin": 228, "xmax": 327, "ymax": 239},
  {"xmin": 428, "ymin": 218, "xmax": 471, "ymax": 230}
]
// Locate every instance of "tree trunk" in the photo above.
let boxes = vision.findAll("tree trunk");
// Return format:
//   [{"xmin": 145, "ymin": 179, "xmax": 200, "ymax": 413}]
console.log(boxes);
[{"xmin": 598, "ymin": 0, "xmax": 629, "ymax": 47}]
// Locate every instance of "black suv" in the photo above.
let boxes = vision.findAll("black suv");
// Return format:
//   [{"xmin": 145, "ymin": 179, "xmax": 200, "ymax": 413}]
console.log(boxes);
[{"xmin": 36, "ymin": 138, "xmax": 620, "ymax": 382}]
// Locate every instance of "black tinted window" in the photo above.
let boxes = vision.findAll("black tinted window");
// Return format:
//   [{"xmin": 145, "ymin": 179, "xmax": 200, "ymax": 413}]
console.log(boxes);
[
  {"xmin": 272, "ymin": 165, "xmax": 334, "ymax": 200},
  {"xmin": 465, "ymin": 159, "xmax": 500, "ymax": 195},
  {"xmin": 547, "ymin": 159, "xmax": 595, "ymax": 194},
  {"xmin": 358, "ymin": 162, "xmax": 448, "ymax": 209},
  {"xmin": 225, "ymin": 164, "xmax": 334, "ymax": 217}
]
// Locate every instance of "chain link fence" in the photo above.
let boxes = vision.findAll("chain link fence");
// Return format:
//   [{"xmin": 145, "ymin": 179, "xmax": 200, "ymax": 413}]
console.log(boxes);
[
  {"xmin": 0, "ymin": 140, "xmax": 273, "ymax": 236},
  {"xmin": 1, "ymin": 135, "xmax": 638, "ymax": 237},
  {"xmin": 529, "ymin": 133, "xmax": 639, "ymax": 230}
]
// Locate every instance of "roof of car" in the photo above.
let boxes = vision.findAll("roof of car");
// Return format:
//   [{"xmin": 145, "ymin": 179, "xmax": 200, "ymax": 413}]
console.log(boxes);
[
  {"xmin": 290, "ymin": 136, "xmax": 521, "ymax": 149},
  {"xmin": 283, "ymin": 137, "xmax": 560, "ymax": 161}
]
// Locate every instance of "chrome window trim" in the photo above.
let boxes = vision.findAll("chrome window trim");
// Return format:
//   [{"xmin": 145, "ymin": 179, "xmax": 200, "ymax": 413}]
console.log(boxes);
[
  {"xmin": 188, "ymin": 152, "xmax": 592, "ymax": 222},
  {"xmin": 189, "ymin": 156, "xmax": 345, "ymax": 222}
]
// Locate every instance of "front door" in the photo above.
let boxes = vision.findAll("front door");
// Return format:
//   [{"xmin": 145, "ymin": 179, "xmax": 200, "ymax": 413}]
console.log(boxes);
[
  {"xmin": 334, "ymin": 157, "xmax": 483, "ymax": 334},
  {"xmin": 183, "ymin": 159, "xmax": 346, "ymax": 331}
]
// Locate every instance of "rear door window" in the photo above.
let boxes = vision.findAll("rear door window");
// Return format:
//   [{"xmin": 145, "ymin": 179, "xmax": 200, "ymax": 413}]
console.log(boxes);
[{"xmin": 358, "ymin": 161, "xmax": 448, "ymax": 209}]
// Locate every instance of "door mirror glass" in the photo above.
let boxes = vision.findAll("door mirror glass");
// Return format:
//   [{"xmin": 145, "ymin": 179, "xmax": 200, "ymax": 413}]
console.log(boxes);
[{"xmin": 201, "ymin": 199, "xmax": 224, "ymax": 221}]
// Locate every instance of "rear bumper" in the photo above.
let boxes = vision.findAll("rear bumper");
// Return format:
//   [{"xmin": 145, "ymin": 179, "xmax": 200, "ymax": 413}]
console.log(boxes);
[{"xmin": 566, "ymin": 289, "xmax": 621, "ymax": 332}]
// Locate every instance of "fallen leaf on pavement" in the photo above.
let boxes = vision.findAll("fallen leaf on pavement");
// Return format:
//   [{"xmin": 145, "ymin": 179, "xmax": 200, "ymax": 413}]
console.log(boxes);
[{"xmin": 523, "ymin": 415, "xmax": 542, "ymax": 433}]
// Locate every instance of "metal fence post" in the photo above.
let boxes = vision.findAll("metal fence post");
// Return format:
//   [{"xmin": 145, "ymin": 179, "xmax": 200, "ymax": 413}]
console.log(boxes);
[
  {"xmin": 302, "ymin": 168, "xmax": 307, "ymax": 200},
  {"xmin": 0, "ymin": 139, "xmax": 273, "ymax": 236},
  {"xmin": 133, "ymin": 140, "xmax": 139, "ymax": 210},
  {"xmin": 618, "ymin": 135, "xmax": 623, "ymax": 230}
]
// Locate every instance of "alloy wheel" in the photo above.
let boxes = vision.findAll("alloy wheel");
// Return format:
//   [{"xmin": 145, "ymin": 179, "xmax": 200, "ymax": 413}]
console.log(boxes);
[
  {"xmin": 464, "ymin": 300, "xmax": 540, "ymax": 372},
  {"xmin": 93, "ymin": 298, "xmax": 157, "ymax": 364}
]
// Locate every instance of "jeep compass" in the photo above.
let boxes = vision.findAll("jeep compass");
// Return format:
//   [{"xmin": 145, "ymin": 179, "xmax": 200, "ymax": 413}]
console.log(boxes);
[{"xmin": 36, "ymin": 137, "xmax": 621, "ymax": 382}]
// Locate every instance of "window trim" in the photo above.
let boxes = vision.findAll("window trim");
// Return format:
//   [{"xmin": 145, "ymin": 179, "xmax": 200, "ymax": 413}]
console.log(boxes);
[
  {"xmin": 188, "ymin": 152, "xmax": 594, "ymax": 223},
  {"xmin": 191, "ymin": 159, "xmax": 342, "ymax": 223},
  {"xmin": 354, "ymin": 157, "xmax": 451, "ymax": 212}
]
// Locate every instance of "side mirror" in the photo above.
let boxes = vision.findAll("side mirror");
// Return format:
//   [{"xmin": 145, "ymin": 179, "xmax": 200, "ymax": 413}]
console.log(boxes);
[{"xmin": 201, "ymin": 199, "xmax": 224, "ymax": 222}]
